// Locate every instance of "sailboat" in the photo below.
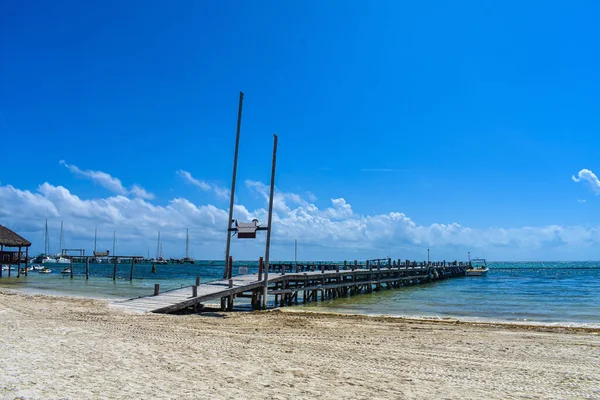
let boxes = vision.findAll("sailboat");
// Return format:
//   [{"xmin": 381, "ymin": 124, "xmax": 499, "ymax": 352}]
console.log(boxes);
[
  {"xmin": 90, "ymin": 227, "xmax": 107, "ymax": 263},
  {"xmin": 154, "ymin": 232, "xmax": 168, "ymax": 264},
  {"xmin": 181, "ymin": 228, "xmax": 195, "ymax": 264},
  {"xmin": 53, "ymin": 222, "xmax": 70, "ymax": 264},
  {"xmin": 40, "ymin": 220, "xmax": 59, "ymax": 263}
]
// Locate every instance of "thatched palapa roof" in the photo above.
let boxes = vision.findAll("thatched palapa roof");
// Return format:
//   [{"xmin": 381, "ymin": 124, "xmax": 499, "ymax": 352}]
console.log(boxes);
[{"xmin": 0, "ymin": 225, "xmax": 32, "ymax": 247}]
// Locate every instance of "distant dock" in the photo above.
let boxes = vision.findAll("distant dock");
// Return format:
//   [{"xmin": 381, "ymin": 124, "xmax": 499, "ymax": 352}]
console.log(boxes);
[{"xmin": 113, "ymin": 259, "xmax": 468, "ymax": 313}]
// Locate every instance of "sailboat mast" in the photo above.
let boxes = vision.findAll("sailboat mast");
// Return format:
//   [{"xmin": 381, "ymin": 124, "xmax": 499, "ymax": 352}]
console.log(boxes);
[
  {"xmin": 157, "ymin": 232, "xmax": 161, "ymax": 259},
  {"xmin": 44, "ymin": 219, "xmax": 49, "ymax": 254},
  {"xmin": 59, "ymin": 221, "xmax": 63, "ymax": 254},
  {"xmin": 185, "ymin": 228, "xmax": 189, "ymax": 259},
  {"xmin": 113, "ymin": 231, "xmax": 116, "ymax": 256},
  {"xmin": 94, "ymin": 227, "xmax": 97, "ymax": 253}
]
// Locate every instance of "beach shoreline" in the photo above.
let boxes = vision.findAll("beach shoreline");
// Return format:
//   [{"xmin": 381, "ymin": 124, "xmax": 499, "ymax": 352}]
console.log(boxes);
[
  {"xmin": 1, "ymin": 291, "xmax": 599, "ymax": 399},
  {"xmin": 2, "ymin": 285, "xmax": 599, "ymax": 330}
]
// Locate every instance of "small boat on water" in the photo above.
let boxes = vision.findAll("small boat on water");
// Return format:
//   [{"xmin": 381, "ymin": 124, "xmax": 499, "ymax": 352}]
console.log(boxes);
[
  {"xmin": 39, "ymin": 267, "xmax": 52, "ymax": 274},
  {"xmin": 61, "ymin": 267, "xmax": 72, "ymax": 274},
  {"xmin": 31, "ymin": 264, "xmax": 45, "ymax": 271},
  {"xmin": 466, "ymin": 258, "xmax": 489, "ymax": 276}
]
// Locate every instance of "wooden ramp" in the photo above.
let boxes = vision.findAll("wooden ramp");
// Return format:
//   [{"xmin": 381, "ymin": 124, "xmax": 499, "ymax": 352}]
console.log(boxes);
[{"xmin": 113, "ymin": 273, "xmax": 280, "ymax": 313}]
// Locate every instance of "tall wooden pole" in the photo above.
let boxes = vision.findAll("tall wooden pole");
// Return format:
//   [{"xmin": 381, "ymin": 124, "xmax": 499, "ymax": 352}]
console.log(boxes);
[
  {"xmin": 262, "ymin": 134, "xmax": 278, "ymax": 309},
  {"xmin": 113, "ymin": 257, "xmax": 117, "ymax": 281},
  {"xmin": 224, "ymin": 92, "xmax": 244, "ymax": 279}
]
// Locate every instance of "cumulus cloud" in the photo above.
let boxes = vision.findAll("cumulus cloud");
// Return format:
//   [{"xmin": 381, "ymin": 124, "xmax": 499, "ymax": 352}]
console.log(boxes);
[
  {"xmin": 177, "ymin": 170, "xmax": 229, "ymax": 200},
  {"xmin": 572, "ymin": 169, "xmax": 600, "ymax": 194},
  {"xmin": 59, "ymin": 160, "xmax": 154, "ymax": 199},
  {"xmin": 1, "ymin": 178, "xmax": 599, "ymax": 261}
]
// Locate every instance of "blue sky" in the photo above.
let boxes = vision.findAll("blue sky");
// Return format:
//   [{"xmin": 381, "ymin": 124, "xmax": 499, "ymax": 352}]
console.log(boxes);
[{"xmin": 1, "ymin": 1, "xmax": 600, "ymax": 260}]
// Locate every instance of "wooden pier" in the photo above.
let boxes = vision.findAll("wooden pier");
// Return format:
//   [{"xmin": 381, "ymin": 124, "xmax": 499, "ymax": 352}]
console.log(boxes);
[{"xmin": 113, "ymin": 259, "xmax": 467, "ymax": 314}]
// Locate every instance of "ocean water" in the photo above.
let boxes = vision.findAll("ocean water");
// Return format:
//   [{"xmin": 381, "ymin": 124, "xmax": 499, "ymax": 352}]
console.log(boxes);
[
  {"xmin": 298, "ymin": 262, "xmax": 600, "ymax": 326},
  {"xmin": 1, "ymin": 261, "xmax": 599, "ymax": 326}
]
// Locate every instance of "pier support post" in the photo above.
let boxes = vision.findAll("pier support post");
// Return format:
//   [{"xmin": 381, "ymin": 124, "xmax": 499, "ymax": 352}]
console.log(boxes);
[
  {"xmin": 85, "ymin": 257, "xmax": 89, "ymax": 280},
  {"xmin": 24, "ymin": 247, "xmax": 28, "ymax": 277},
  {"xmin": 129, "ymin": 258, "xmax": 134, "ymax": 281},
  {"xmin": 192, "ymin": 285, "xmax": 198, "ymax": 297},
  {"xmin": 228, "ymin": 257, "xmax": 234, "ymax": 310},
  {"xmin": 70, "ymin": 257, "xmax": 73, "ymax": 279},
  {"xmin": 154, "ymin": 284, "xmax": 160, "ymax": 296},
  {"xmin": 258, "ymin": 257, "xmax": 263, "ymax": 281},
  {"xmin": 196, "ymin": 276, "xmax": 200, "ymax": 286},
  {"xmin": 113, "ymin": 258, "xmax": 117, "ymax": 281},
  {"xmin": 17, "ymin": 246, "xmax": 21, "ymax": 278}
]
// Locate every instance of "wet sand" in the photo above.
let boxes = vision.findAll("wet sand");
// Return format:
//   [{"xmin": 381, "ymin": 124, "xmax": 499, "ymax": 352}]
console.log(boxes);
[{"xmin": 1, "ymin": 291, "xmax": 599, "ymax": 399}]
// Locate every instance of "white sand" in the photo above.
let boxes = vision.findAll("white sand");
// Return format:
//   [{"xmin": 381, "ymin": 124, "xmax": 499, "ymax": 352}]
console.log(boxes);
[{"xmin": 1, "ymin": 291, "xmax": 599, "ymax": 399}]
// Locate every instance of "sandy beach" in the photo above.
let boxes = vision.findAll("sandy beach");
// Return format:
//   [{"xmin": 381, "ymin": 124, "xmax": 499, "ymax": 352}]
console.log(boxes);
[{"xmin": 0, "ymin": 291, "xmax": 598, "ymax": 399}]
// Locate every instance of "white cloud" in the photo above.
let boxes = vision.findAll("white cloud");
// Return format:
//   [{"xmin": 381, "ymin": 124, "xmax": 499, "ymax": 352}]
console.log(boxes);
[
  {"xmin": 60, "ymin": 160, "xmax": 154, "ymax": 199},
  {"xmin": 1, "ymin": 178, "xmax": 600, "ymax": 261},
  {"xmin": 578, "ymin": 199, "xmax": 587, "ymax": 203},
  {"xmin": 60, "ymin": 160, "xmax": 126, "ymax": 194},
  {"xmin": 130, "ymin": 185, "xmax": 155, "ymax": 200},
  {"xmin": 177, "ymin": 170, "xmax": 229, "ymax": 200},
  {"xmin": 572, "ymin": 169, "xmax": 600, "ymax": 194}
]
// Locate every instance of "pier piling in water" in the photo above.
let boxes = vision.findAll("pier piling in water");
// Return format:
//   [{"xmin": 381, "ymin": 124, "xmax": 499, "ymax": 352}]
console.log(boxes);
[{"xmin": 129, "ymin": 258, "xmax": 134, "ymax": 281}]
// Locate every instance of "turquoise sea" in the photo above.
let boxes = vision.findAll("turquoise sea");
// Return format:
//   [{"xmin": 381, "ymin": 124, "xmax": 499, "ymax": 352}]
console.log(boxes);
[{"xmin": 1, "ymin": 261, "xmax": 599, "ymax": 327}]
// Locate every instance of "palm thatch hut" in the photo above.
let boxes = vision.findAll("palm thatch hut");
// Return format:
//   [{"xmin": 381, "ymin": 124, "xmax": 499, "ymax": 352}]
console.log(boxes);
[{"xmin": 0, "ymin": 225, "xmax": 31, "ymax": 277}]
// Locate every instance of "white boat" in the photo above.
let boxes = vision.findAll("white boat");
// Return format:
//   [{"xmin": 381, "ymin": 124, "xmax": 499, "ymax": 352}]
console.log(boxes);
[
  {"xmin": 466, "ymin": 258, "xmax": 489, "ymax": 276},
  {"xmin": 41, "ymin": 256, "xmax": 57, "ymax": 264},
  {"xmin": 55, "ymin": 257, "xmax": 70, "ymax": 264},
  {"xmin": 61, "ymin": 267, "xmax": 72, "ymax": 274},
  {"xmin": 31, "ymin": 264, "xmax": 45, "ymax": 271},
  {"xmin": 39, "ymin": 267, "xmax": 52, "ymax": 274}
]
